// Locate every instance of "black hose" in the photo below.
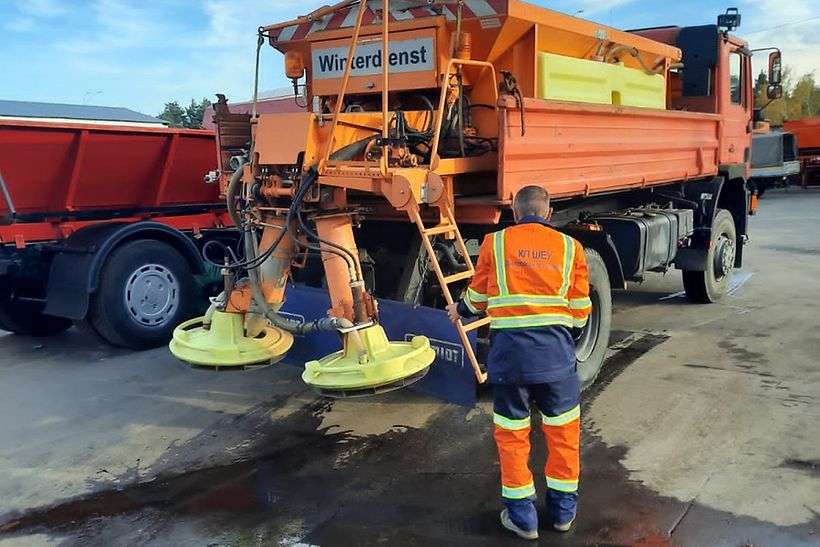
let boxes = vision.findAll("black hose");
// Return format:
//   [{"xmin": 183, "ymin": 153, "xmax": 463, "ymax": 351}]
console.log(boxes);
[{"xmin": 225, "ymin": 165, "xmax": 244, "ymax": 231}]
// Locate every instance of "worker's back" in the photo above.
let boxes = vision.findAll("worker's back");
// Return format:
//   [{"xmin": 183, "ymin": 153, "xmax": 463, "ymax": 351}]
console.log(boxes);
[{"xmin": 467, "ymin": 215, "xmax": 589, "ymax": 384}]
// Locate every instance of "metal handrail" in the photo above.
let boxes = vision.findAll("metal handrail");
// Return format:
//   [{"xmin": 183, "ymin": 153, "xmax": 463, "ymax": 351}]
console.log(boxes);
[{"xmin": 429, "ymin": 58, "xmax": 499, "ymax": 169}]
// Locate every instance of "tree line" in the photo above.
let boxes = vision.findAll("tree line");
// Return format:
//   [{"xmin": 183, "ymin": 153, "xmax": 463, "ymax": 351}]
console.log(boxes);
[
  {"xmin": 157, "ymin": 98, "xmax": 212, "ymax": 129},
  {"xmin": 755, "ymin": 67, "xmax": 819, "ymax": 125}
]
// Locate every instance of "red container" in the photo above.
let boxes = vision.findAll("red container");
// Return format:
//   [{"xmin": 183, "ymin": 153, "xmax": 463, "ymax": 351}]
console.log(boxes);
[{"xmin": 0, "ymin": 120, "xmax": 224, "ymax": 244}]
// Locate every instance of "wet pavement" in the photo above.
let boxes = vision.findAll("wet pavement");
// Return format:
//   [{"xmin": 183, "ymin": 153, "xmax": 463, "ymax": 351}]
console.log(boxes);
[{"xmin": 1, "ymin": 189, "xmax": 819, "ymax": 546}]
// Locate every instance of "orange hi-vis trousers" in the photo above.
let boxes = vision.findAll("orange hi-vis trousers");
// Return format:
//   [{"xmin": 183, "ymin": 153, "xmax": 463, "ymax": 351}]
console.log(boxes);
[{"xmin": 492, "ymin": 378, "xmax": 581, "ymax": 522}]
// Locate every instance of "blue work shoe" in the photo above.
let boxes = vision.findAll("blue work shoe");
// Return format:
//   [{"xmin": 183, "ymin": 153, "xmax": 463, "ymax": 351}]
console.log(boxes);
[
  {"xmin": 553, "ymin": 515, "xmax": 575, "ymax": 532},
  {"xmin": 500, "ymin": 508, "xmax": 539, "ymax": 540},
  {"xmin": 548, "ymin": 489, "xmax": 577, "ymax": 531}
]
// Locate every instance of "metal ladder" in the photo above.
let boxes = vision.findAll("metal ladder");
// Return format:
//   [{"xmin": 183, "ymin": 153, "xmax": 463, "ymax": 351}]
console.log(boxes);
[{"xmin": 406, "ymin": 202, "xmax": 490, "ymax": 383}]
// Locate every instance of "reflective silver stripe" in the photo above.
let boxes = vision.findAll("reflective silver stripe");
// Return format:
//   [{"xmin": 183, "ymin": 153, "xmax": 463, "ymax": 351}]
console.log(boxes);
[
  {"xmin": 463, "ymin": 297, "xmax": 480, "ymax": 314},
  {"xmin": 559, "ymin": 234, "xmax": 575, "ymax": 299},
  {"xmin": 541, "ymin": 405, "xmax": 580, "ymax": 426},
  {"xmin": 493, "ymin": 230, "xmax": 508, "ymax": 296},
  {"xmin": 467, "ymin": 287, "xmax": 488, "ymax": 303},
  {"xmin": 502, "ymin": 482, "xmax": 536, "ymax": 499},
  {"xmin": 488, "ymin": 294, "xmax": 567, "ymax": 309},
  {"xmin": 493, "ymin": 412, "xmax": 530, "ymax": 431},
  {"xmin": 491, "ymin": 314, "xmax": 574, "ymax": 329},
  {"xmin": 546, "ymin": 476, "xmax": 578, "ymax": 492},
  {"xmin": 572, "ymin": 317, "xmax": 589, "ymax": 328},
  {"xmin": 568, "ymin": 297, "xmax": 591, "ymax": 309}
]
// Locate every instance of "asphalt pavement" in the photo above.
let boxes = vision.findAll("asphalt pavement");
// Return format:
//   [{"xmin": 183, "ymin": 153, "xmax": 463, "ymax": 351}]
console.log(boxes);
[{"xmin": 0, "ymin": 187, "xmax": 818, "ymax": 547}]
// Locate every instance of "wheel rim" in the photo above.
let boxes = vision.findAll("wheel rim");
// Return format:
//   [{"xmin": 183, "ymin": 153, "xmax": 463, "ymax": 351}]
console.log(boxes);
[
  {"xmin": 713, "ymin": 233, "xmax": 735, "ymax": 280},
  {"xmin": 124, "ymin": 264, "xmax": 179, "ymax": 326},
  {"xmin": 575, "ymin": 286, "xmax": 601, "ymax": 363}
]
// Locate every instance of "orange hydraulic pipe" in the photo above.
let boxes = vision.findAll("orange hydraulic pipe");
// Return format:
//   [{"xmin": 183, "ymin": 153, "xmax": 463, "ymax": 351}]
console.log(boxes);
[
  {"xmin": 314, "ymin": 214, "xmax": 368, "ymax": 323},
  {"xmin": 258, "ymin": 215, "xmax": 298, "ymax": 307}
]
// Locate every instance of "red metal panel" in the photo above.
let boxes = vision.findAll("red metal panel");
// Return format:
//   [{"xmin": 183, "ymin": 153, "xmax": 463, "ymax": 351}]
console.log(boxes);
[
  {"xmin": 0, "ymin": 212, "xmax": 230, "ymax": 246},
  {"xmin": 0, "ymin": 120, "xmax": 218, "ymax": 216},
  {"xmin": 497, "ymin": 97, "xmax": 721, "ymax": 201},
  {"xmin": 784, "ymin": 117, "xmax": 820, "ymax": 150}
]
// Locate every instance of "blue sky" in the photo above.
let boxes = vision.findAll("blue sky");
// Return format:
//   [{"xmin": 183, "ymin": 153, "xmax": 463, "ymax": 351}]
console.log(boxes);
[{"xmin": 2, "ymin": 0, "xmax": 818, "ymax": 116}]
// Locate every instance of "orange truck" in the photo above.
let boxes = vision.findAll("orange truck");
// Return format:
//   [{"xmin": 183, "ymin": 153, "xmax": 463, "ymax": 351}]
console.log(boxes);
[
  {"xmin": 169, "ymin": 1, "xmax": 781, "ymax": 401},
  {"xmin": 784, "ymin": 116, "xmax": 820, "ymax": 187}
]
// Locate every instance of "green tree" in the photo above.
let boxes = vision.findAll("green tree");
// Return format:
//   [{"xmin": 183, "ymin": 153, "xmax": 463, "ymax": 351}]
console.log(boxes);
[
  {"xmin": 753, "ymin": 70, "xmax": 768, "ymax": 109},
  {"xmin": 157, "ymin": 101, "xmax": 185, "ymax": 127},
  {"xmin": 183, "ymin": 98, "xmax": 212, "ymax": 129},
  {"xmin": 157, "ymin": 98, "xmax": 212, "ymax": 128},
  {"xmin": 788, "ymin": 73, "xmax": 819, "ymax": 120},
  {"xmin": 753, "ymin": 67, "xmax": 820, "ymax": 125}
]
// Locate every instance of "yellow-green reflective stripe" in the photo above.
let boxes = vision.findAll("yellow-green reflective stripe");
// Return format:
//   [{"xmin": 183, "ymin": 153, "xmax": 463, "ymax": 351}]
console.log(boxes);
[
  {"xmin": 559, "ymin": 234, "xmax": 575, "ymax": 299},
  {"xmin": 546, "ymin": 476, "xmax": 578, "ymax": 492},
  {"xmin": 467, "ymin": 287, "xmax": 488, "ymax": 303},
  {"xmin": 568, "ymin": 297, "xmax": 591, "ymax": 309},
  {"xmin": 490, "ymin": 314, "xmax": 574, "ymax": 329},
  {"xmin": 463, "ymin": 297, "xmax": 480, "ymax": 314},
  {"xmin": 487, "ymin": 295, "xmax": 567, "ymax": 309},
  {"xmin": 502, "ymin": 482, "xmax": 536, "ymax": 499},
  {"xmin": 572, "ymin": 317, "xmax": 588, "ymax": 328},
  {"xmin": 493, "ymin": 412, "xmax": 530, "ymax": 431},
  {"xmin": 494, "ymin": 230, "xmax": 509, "ymax": 296},
  {"xmin": 541, "ymin": 405, "xmax": 580, "ymax": 426}
]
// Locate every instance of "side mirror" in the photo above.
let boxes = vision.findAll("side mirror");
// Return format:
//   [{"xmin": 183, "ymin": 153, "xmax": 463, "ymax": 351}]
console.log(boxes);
[
  {"xmin": 768, "ymin": 51, "xmax": 782, "ymax": 86},
  {"xmin": 767, "ymin": 84, "xmax": 782, "ymax": 100}
]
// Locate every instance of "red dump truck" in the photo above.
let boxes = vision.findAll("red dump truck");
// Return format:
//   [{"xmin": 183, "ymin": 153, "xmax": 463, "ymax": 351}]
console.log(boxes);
[
  {"xmin": 0, "ymin": 119, "xmax": 229, "ymax": 348},
  {"xmin": 784, "ymin": 116, "xmax": 820, "ymax": 187}
]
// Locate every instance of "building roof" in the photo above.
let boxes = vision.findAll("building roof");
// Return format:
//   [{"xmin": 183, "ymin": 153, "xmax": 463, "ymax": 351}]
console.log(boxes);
[
  {"xmin": 0, "ymin": 100, "xmax": 166, "ymax": 125},
  {"xmin": 200, "ymin": 93, "xmax": 306, "ymax": 130}
]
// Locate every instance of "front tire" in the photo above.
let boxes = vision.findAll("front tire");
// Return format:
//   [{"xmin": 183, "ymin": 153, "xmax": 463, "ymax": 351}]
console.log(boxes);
[
  {"xmin": 576, "ymin": 249, "xmax": 612, "ymax": 391},
  {"xmin": 682, "ymin": 209, "xmax": 736, "ymax": 303},
  {"xmin": 86, "ymin": 240, "xmax": 195, "ymax": 349}
]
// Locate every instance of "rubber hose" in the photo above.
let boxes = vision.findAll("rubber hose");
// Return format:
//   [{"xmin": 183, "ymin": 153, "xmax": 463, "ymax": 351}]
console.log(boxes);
[
  {"xmin": 226, "ymin": 165, "xmax": 244, "ymax": 230},
  {"xmin": 244, "ymin": 218, "xmax": 351, "ymax": 334}
]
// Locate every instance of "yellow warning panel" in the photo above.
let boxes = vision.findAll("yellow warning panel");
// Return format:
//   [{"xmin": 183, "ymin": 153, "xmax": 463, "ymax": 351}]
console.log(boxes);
[{"xmin": 537, "ymin": 52, "xmax": 666, "ymax": 109}]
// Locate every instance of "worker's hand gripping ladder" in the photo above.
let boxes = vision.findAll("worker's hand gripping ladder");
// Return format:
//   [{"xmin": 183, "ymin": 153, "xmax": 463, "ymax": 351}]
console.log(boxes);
[{"xmin": 406, "ymin": 203, "xmax": 490, "ymax": 384}]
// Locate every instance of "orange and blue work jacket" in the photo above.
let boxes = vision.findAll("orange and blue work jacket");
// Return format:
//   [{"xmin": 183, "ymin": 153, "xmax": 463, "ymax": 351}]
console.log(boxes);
[{"xmin": 457, "ymin": 216, "xmax": 591, "ymax": 384}]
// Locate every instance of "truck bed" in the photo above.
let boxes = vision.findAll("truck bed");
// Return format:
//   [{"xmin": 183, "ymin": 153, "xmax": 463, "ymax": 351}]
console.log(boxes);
[
  {"xmin": 497, "ymin": 97, "xmax": 721, "ymax": 200},
  {"xmin": 0, "ymin": 120, "xmax": 223, "ymax": 243}
]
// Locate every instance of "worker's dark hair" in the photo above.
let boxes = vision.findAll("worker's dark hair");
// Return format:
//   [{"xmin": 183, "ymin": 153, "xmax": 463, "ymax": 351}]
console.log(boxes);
[{"xmin": 513, "ymin": 185, "xmax": 550, "ymax": 218}]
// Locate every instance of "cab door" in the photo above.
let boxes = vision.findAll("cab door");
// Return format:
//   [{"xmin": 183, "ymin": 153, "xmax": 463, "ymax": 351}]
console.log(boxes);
[{"xmin": 721, "ymin": 41, "xmax": 752, "ymax": 173}]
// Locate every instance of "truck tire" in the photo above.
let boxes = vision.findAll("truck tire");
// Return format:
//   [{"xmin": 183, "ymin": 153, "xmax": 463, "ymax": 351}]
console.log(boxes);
[
  {"xmin": 682, "ymin": 209, "xmax": 736, "ymax": 303},
  {"xmin": 86, "ymin": 239, "xmax": 195, "ymax": 349},
  {"xmin": 576, "ymin": 249, "xmax": 612, "ymax": 391},
  {"xmin": 0, "ymin": 285, "xmax": 72, "ymax": 336}
]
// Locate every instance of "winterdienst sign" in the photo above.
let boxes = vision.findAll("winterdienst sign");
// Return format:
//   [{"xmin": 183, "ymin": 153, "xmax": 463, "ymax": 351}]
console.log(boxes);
[{"xmin": 311, "ymin": 37, "xmax": 435, "ymax": 80}]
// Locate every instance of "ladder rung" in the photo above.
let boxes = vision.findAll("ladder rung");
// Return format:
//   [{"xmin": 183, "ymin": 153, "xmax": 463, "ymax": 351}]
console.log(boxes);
[
  {"xmin": 462, "ymin": 316, "xmax": 491, "ymax": 332},
  {"xmin": 423, "ymin": 224, "xmax": 456, "ymax": 236},
  {"xmin": 442, "ymin": 270, "xmax": 473, "ymax": 284}
]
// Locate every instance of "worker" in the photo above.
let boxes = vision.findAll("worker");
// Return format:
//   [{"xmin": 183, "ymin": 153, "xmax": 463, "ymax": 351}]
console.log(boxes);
[{"xmin": 446, "ymin": 185, "xmax": 591, "ymax": 539}]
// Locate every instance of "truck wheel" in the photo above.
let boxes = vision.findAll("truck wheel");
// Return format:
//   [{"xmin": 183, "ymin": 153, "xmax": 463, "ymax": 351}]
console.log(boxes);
[
  {"xmin": 0, "ymin": 285, "xmax": 72, "ymax": 336},
  {"xmin": 576, "ymin": 249, "xmax": 612, "ymax": 391},
  {"xmin": 683, "ymin": 209, "xmax": 736, "ymax": 303},
  {"xmin": 87, "ymin": 240, "xmax": 195, "ymax": 349}
]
